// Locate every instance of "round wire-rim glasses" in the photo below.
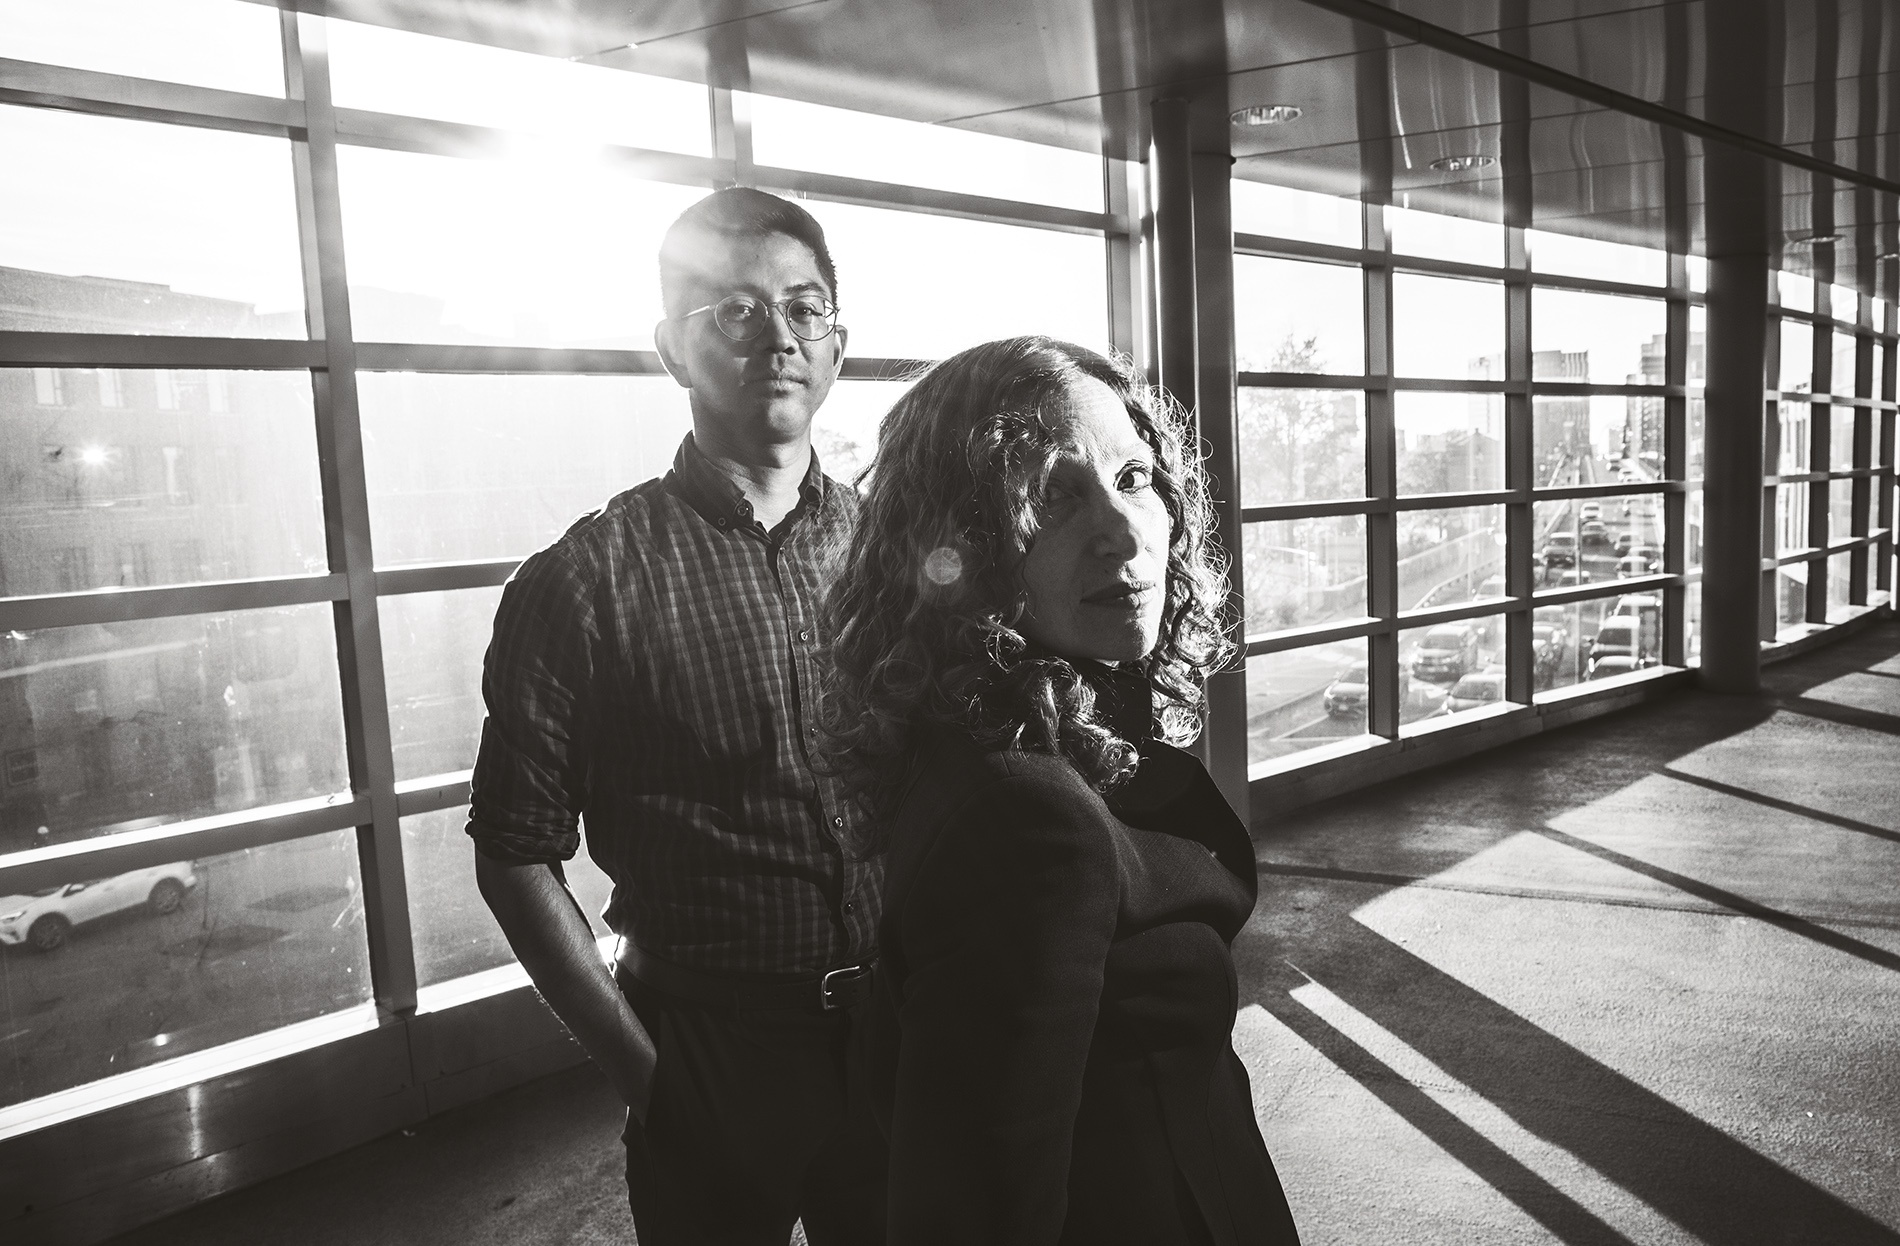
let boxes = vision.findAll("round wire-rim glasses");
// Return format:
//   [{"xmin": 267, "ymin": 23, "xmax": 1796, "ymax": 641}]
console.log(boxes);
[{"xmin": 683, "ymin": 293, "xmax": 839, "ymax": 343}]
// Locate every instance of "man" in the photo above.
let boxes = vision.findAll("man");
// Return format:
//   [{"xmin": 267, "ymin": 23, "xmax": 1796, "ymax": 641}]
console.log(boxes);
[{"xmin": 469, "ymin": 187, "xmax": 884, "ymax": 1245}]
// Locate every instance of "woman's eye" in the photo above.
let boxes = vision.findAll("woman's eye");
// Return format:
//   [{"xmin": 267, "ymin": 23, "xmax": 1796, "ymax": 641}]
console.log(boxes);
[{"xmin": 1120, "ymin": 464, "xmax": 1154, "ymax": 491}]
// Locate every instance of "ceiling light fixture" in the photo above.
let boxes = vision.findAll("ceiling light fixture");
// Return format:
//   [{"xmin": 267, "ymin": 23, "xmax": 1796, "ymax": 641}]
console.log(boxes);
[
  {"xmin": 1788, "ymin": 231, "xmax": 1842, "ymax": 246},
  {"xmin": 1430, "ymin": 154, "xmax": 1495, "ymax": 173},
  {"xmin": 1232, "ymin": 104, "xmax": 1302, "ymax": 126}
]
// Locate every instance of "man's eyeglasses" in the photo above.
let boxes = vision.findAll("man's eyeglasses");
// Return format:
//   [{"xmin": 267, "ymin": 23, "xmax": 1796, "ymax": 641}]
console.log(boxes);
[{"xmin": 683, "ymin": 294, "xmax": 839, "ymax": 343}]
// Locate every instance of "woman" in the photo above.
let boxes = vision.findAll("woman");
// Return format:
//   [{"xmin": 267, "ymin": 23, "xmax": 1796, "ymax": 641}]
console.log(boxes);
[{"xmin": 824, "ymin": 336, "xmax": 1301, "ymax": 1245}]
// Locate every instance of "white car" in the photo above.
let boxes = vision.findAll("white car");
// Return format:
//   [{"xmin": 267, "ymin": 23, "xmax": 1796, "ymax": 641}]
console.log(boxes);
[{"xmin": 0, "ymin": 862, "xmax": 198, "ymax": 952}]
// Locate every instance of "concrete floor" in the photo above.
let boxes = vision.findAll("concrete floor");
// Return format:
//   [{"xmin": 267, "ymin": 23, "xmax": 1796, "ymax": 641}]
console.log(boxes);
[{"xmin": 107, "ymin": 622, "xmax": 1900, "ymax": 1246}]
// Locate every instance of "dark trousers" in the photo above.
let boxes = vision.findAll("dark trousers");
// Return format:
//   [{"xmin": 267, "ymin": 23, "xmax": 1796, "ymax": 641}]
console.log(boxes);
[{"xmin": 618, "ymin": 973, "xmax": 888, "ymax": 1246}]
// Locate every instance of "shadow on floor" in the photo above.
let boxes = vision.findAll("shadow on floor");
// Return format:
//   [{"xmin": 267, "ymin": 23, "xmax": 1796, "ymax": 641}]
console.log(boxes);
[{"xmin": 1238, "ymin": 621, "xmax": 1900, "ymax": 1245}]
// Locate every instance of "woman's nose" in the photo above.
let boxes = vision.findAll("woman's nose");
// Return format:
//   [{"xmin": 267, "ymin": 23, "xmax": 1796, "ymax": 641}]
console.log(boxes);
[{"xmin": 1088, "ymin": 487, "xmax": 1144, "ymax": 559}]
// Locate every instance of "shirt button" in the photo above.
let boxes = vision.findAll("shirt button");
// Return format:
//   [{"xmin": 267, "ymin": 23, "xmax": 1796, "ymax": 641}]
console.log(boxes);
[
  {"xmin": 831, "ymin": 816, "xmax": 845, "ymax": 829},
  {"xmin": 797, "ymin": 629, "xmax": 811, "ymax": 642},
  {"xmin": 843, "ymin": 901, "xmax": 855, "ymax": 915},
  {"xmin": 715, "ymin": 517, "xmax": 728, "ymax": 528}
]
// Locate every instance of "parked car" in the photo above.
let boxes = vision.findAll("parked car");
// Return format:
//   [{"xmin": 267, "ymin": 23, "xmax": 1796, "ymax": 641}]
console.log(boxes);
[
  {"xmin": 1579, "ymin": 501, "xmax": 1603, "ymax": 522},
  {"xmin": 0, "ymin": 862, "xmax": 198, "ymax": 952},
  {"xmin": 1629, "ymin": 543, "xmax": 1662, "ymax": 572},
  {"xmin": 1436, "ymin": 669, "xmax": 1507, "ymax": 715},
  {"xmin": 1541, "ymin": 532, "xmax": 1578, "ymax": 568},
  {"xmin": 1616, "ymin": 553, "xmax": 1650, "ymax": 577},
  {"xmin": 1580, "ymin": 519, "xmax": 1611, "ymax": 547},
  {"xmin": 1323, "ymin": 662, "xmax": 1410, "ymax": 718},
  {"xmin": 1410, "ymin": 625, "xmax": 1482, "ymax": 684},
  {"xmin": 1613, "ymin": 531, "xmax": 1636, "ymax": 556},
  {"xmin": 1550, "ymin": 567, "xmax": 1594, "ymax": 588},
  {"xmin": 1586, "ymin": 653, "xmax": 1646, "ymax": 680},
  {"xmin": 1588, "ymin": 612, "xmax": 1659, "ymax": 676}
]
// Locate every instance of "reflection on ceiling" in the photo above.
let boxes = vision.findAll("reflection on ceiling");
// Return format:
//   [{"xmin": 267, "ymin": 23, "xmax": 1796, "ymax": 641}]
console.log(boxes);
[{"xmin": 312, "ymin": 0, "xmax": 1900, "ymax": 296}]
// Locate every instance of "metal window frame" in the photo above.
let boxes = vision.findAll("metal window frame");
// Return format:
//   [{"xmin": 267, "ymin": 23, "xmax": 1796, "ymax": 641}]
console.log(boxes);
[
  {"xmin": 1236, "ymin": 172, "xmax": 1709, "ymax": 775},
  {"xmin": 0, "ymin": 7, "xmax": 1135, "ymax": 1113}
]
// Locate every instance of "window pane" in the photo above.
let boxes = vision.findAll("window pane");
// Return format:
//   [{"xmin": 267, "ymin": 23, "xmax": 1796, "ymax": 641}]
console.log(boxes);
[
  {"xmin": 1829, "ymin": 478, "xmax": 1855, "ymax": 543},
  {"xmin": 359, "ymin": 373, "xmax": 692, "ymax": 567},
  {"xmin": 402, "ymin": 807, "xmax": 613, "ymax": 989},
  {"xmin": 1688, "ymin": 395, "xmax": 1706, "ymax": 480},
  {"xmin": 815, "ymin": 378, "xmax": 913, "ymax": 485},
  {"xmin": 1585, "ymin": 591, "xmax": 1662, "ymax": 680},
  {"xmin": 0, "ymin": 0, "xmax": 283, "ymax": 97},
  {"xmin": 1528, "ymin": 599, "xmax": 1592, "ymax": 694},
  {"xmin": 1778, "ymin": 319, "xmax": 1814, "ymax": 394},
  {"xmin": 1392, "ymin": 274, "xmax": 1504, "ymax": 379},
  {"xmin": 1387, "ymin": 206, "xmax": 1501, "ymax": 267},
  {"xmin": 0, "ymin": 106, "xmax": 304, "ymax": 336},
  {"xmin": 1685, "ymin": 581, "xmax": 1702, "ymax": 667},
  {"xmin": 1237, "ymin": 388, "xmax": 1365, "ymax": 504},
  {"xmin": 1829, "ymin": 407, "xmax": 1858, "ymax": 471},
  {"xmin": 382, "ymin": 587, "xmax": 501, "ymax": 783},
  {"xmin": 1778, "ymin": 271, "xmax": 1814, "ymax": 313},
  {"xmin": 1686, "ymin": 254, "xmax": 1708, "ymax": 292},
  {"xmin": 1526, "ymin": 229, "xmax": 1665, "ymax": 286},
  {"xmin": 1400, "ymin": 615, "xmax": 1505, "ymax": 725},
  {"xmin": 1825, "ymin": 551, "xmax": 1854, "ymax": 620},
  {"xmin": 2, "ymin": 368, "xmax": 325, "ymax": 597},
  {"xmin": 337, "ymin": 146, "xmax": 705, "ymax": 348},
  {"xmin": 1831, "ymin": 332, "xmax": 1859, "ymax": 397},
  {"xmin": 1775, "ymin": 401, "xmax": 1811, "ymax": 474},
  {"xmin": 1397, "ymin": 505, "xmax": 1504, "ymax": 611},
  {"xmin": 1231, "ymin": 181, "xmax": 1361, "ymax": 248},
  {"xmin": 1531, "ymin": 288, "xmax": 1667, "ymax": 385},
  {"xmin": 1687, "ymin": 489, "xmax": 1704, "ymax": 569},
  {"xmin": 1688, "ymin": 304, "xmax": 1706, "ymax": 389},
  {"xmin": 1775, "ymin": 564, "xmax": 1808, "ymax": 632},
  {"xmin": 1233, "ymin": 257, "xmax": 1363, "ymax": 375},
  {"xmin": 1533, "ymin": 395, "xmax": 1663, "ymax": 491},
  {"xmin": 0, "ymin": 607, "xmax": 347, "ymax": 846},
  {"xmin": 0, "ymin": 831, "xmax": 370, "ymax": 1108},
  {"xmin": 801, "ymin": 202, "xmax": 1108, "ymax": 360},
  {"xmin": 1775, "ymin": 482, "xmax": 1811, "ymax": 555},
  {"xmin": 748, "ymin": 94, "xmax": 1100, "ymax": 212},
  {"xmin": 1243, "ymin": 516, "xmax": 1366, "ymax": 635},
  {"xmin": 1397, "ymin": 393, "xmax": 1503, "ymax": 495},
  {"xmin": 1534, "ymin": 494, "xmax": 1663, "ymax": 590},
  {"xmin": 1246, "ymin": 640, "xmax": 1369, "ymax": 766},
  {"xmin": 1827, "ymin": 284, "xmax": 1859, "ymax": 324},
  {"xmin": 328, "ymin": 20, "xmax": 710, "ymax": 156}
]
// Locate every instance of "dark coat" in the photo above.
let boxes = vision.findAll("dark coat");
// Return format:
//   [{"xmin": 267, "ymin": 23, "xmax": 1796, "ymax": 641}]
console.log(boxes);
[{"xmin": 864, "ymin": 723, "xmax": 1301, "ymax": 1246}]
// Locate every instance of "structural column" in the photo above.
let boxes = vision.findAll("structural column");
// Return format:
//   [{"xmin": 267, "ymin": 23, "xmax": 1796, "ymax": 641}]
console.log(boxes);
[
  {"xmin": 1149, "ymin": 95, "xmax": 1247, "ymax": 819},
  {"xmin": 1699, "ymin": 1, "xmax": 1775, "ymax": 693}
]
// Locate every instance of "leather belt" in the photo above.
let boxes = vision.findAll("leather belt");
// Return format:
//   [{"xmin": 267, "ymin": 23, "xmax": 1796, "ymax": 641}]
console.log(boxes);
[{"xmin": 616, "ymin": 943, "xmax": 876, "ymax": 1013}]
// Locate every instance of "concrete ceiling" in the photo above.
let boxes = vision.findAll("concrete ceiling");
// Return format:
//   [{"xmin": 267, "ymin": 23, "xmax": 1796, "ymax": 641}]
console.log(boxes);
[{"xmin": 302, "ymin": 0, "xmax": 1900, "ymax": 294}]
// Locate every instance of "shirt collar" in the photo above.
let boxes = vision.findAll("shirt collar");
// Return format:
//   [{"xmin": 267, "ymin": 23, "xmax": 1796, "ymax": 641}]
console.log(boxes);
[{"xmin": 669, "ymin": 432, "xmax": 827, "ymax": 534}]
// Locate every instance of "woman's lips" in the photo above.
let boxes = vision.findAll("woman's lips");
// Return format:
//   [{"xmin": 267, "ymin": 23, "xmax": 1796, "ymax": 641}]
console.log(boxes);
[{"xmin": 1081, "ymin": 581, "xmax": 1158, "ymax": 607}]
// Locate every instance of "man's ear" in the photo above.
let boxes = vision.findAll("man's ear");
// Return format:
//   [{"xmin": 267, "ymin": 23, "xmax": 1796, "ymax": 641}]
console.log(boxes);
[
  {"xmin": 829, "ymin": 323, "xmax": 849, "ymax": 377},
  {"xmin": 655, "ymin": 318, "xmax": 693, "ymax": 390}
]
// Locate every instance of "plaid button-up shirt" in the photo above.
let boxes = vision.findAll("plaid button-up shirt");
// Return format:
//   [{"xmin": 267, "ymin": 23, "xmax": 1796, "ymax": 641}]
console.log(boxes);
[{"xmin": 467, "ymin": 434, "xmax": 880, "ymax": 975}]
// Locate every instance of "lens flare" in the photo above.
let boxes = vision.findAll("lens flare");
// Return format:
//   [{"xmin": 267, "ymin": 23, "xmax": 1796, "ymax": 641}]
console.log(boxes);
[{"xmin": 923, "ymin": 547, "xmax": 962, "ymax": 585}]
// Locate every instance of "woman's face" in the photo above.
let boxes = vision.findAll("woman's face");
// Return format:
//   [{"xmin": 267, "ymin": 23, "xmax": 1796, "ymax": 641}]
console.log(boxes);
[{"xmin": 1015, "ymin": 376, "xmax": 1171, "ymax": 663}]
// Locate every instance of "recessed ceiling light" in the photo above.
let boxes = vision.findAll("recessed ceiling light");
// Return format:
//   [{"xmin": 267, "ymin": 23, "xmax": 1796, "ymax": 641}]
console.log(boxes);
[
  {"xmin": 1430, "ymin": 154, "xmax": 1495, "ymax": 172},
  {"xmin": 1872, "ymin": 250, "xmax": 1898, "ymax": 260},
  {"xmin": 1232, "ymin": 105, "xmax": 1302, "ymax": 126},
  {"xmin": 1788, "ymin": 231, "xmax": 1842, "ymax": 246}
]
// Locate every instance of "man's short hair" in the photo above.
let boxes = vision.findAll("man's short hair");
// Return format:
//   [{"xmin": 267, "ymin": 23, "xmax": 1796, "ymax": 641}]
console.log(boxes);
[{"xmin": 658, "ymin": 187, "xmax": 839, "ymax": 319}]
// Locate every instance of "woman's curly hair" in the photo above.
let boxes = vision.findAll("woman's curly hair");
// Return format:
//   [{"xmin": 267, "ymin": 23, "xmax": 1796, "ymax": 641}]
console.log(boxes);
[{"xmin": 820, "ymin": 336, "xmax": 1234, "ymax": 814}]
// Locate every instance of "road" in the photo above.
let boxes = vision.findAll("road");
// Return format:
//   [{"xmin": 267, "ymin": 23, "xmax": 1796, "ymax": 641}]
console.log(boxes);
[{"xmin": 1253, "ymin": 451, "xmax": 1666, "ymax": 755}]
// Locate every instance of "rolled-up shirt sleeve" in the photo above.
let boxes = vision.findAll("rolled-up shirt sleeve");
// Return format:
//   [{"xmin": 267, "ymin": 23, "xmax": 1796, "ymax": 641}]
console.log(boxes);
[{"xmin": 466, "ymin": 546, "xmax": 599, "ymax": 865}]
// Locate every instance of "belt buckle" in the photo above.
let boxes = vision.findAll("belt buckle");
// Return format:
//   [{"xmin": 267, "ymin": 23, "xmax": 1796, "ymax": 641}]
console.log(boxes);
[{"xmin": 820, "ymin": 963, "xmax": 870, "ymax": 1011}]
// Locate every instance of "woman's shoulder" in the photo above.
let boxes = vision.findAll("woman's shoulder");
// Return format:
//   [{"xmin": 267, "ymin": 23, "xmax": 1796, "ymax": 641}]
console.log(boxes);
[
  {"xmin": 905, "ymin": 728, "xmax": 1101, "ymax": 811},
  {"xmin": 890, "ymin": 729, "xmax": 1111, "ymax": 856}
]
